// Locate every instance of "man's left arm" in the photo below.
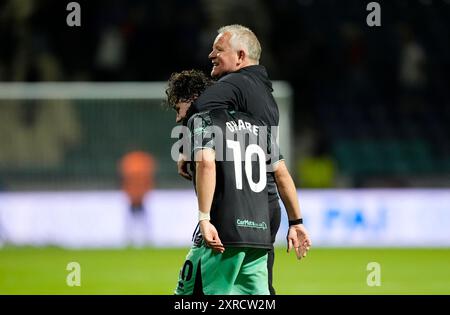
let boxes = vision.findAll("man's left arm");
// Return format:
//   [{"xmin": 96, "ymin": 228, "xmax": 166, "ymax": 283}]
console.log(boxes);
[{"xmin": 273, "ymin": 160, "xmax": 312, "ymax": 260}]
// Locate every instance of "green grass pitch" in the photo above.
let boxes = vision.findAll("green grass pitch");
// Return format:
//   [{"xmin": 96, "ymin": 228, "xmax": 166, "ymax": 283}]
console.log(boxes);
[{"xmin": 1, "ymin": 247, "xmax": 449, "ymax": 294}]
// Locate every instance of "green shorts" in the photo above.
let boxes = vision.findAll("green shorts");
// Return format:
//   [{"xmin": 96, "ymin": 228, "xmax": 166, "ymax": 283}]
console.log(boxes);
[{"xmin": 174, "ymin": 243, "xmax": 269, "ymax": 295}]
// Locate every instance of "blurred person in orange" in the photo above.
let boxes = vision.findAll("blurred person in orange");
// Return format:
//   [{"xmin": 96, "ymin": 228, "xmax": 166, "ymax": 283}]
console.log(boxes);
[{"xmin": 119, "ymin": 150, "xmax": 156, "ymax": 247}]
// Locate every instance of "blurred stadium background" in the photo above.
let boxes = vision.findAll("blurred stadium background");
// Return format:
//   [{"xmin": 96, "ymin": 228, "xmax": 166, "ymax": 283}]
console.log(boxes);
[{"xmin": 0, "ymin": 0, "xmax": 449, "ymax": 294}]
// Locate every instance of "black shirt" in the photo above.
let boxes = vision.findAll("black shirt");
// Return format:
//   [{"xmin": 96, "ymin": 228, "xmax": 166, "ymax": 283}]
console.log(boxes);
[
  {"xmin": 187, "ymin": 108, "xmax": 279, "ymax": 249},
  {"xmin": 191, "ymin": 65, "xmax": 282, "ymax": 202}
]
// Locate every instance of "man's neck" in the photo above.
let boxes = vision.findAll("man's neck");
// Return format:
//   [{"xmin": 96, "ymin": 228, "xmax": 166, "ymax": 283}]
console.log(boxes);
[
  {"xmin": 216, "ymin": 63, "xmax": 260, "ymax": 80},
  {"xmin": 239, "ymin": 61, "xmax": 258, "ymax": 69},
  {"xmin": 230, "ymin": 63, "xmax": 258, "ymax": 75}
]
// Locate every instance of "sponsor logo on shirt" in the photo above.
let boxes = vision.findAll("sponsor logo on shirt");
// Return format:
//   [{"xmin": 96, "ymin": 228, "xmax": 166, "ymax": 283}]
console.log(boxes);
[{"xmin": 236, "ymin": 219, "xmax": 267, "ymax": 230}]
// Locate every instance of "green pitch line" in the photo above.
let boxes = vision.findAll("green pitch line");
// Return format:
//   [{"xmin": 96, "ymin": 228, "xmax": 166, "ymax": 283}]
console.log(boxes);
[{"xmin": 0, "ymin": 247, "xmax": 449, "ymax": 294}]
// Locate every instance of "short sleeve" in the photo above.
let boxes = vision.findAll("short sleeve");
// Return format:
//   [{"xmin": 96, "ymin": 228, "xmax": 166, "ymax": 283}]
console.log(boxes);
[
  {"xmin": 187, "ymin": 113, "xmax": 216, "ymax": 160},
  {"xmin": 265, "ymin": 126, "xmax": 284, "ymax": 170}
]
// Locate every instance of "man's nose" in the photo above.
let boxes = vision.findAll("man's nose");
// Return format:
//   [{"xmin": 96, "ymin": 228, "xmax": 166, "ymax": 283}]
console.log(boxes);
[{"xmin": 208, "ymin": 50, "xmax": 215, "ymax": 59}]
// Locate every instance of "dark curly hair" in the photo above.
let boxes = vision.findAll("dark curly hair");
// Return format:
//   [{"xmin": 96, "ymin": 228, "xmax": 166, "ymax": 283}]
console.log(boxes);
[{"xmin": 165, "ymin": 69, "xmax": 213, "ymax": 109}]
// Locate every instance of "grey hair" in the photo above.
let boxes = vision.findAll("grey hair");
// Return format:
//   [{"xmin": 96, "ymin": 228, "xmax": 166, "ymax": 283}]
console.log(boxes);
[{"xmin": 218, "ymin": 24, "xmax": 261, "ymax": 63}]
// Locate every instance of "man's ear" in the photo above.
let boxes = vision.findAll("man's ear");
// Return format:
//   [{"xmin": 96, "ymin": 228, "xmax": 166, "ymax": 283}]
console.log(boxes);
[{"xmin": 237, "ymin": 50, "xmax": 246, "ymax": 64}]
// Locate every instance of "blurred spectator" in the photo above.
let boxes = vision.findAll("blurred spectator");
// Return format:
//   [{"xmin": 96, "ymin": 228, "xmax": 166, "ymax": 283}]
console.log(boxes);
[
  {"xmin": 296, "ymin": 131, "xmax": 336, "ymax": 188},
  {"xmin": 398, "ymin": 23, "xmax": 428, "ymax": 112},
  {"xmin": 119, "ymin": 151, "xmax": 156, "ymax": 247},
  {"xmin": 95, "ymin": 26, "xmax": 126, "ymax": 80},
  {"xmin": 297, "ymin": 156, "xmax": 335, "ymax": 188}
]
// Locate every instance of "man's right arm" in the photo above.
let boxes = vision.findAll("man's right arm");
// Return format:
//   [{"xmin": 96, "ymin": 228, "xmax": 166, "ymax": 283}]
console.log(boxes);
[
  {"xmin": 188, "ymin": 114, "xmax": 224, "ymax": 253},
  {"xmin": 195, "ymin": 148, "xmax": 224, "ymax": 253}
]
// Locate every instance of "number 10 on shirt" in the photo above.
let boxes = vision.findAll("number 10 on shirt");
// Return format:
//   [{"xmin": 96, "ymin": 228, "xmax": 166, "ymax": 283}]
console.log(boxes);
[{"xmin": 226, "ymin": 140, "xmax": 267, "ymax": 193}]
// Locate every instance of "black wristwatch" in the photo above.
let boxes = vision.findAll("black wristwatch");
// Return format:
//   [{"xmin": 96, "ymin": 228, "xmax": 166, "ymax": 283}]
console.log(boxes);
[{"xmin": 289, "ymin": 218, "xmax": 303, "ymax": 226}]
